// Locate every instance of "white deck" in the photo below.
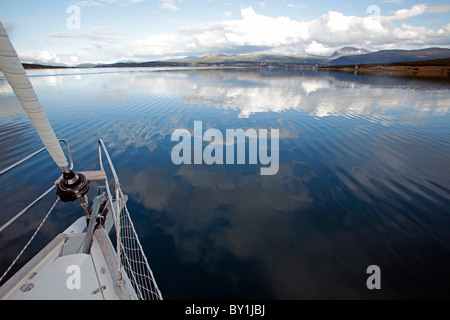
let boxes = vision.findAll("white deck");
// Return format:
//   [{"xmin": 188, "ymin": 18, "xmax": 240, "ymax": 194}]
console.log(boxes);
[{"xmin": 0, "ymin": 217, "xmax": 137, "ymax": 300}]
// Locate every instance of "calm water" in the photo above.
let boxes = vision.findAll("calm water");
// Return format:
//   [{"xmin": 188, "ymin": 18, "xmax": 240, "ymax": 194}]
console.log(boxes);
[{"xmin": 0, "ymin": 68, "xmax": 449, "ymax": 299}]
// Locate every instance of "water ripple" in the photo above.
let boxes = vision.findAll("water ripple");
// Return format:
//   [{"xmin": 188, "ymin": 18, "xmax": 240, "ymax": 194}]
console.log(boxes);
[{"xmin": 1, "ymin": 68, "xmax": 449, "ymax": 299}]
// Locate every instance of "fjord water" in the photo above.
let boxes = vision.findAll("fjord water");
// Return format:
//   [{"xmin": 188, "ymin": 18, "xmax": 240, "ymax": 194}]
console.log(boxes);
[{"xmin": 0, "ymin": 68, "xmax": 449, "ymax": 299}]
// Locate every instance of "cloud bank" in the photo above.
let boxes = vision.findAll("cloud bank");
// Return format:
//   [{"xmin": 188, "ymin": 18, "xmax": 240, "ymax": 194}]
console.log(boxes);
[
  {"xmin": 126, "ymin": 4, "xmax": 450, "ymax": 60},
  {"xmin": 19, "ymin": 4, "xmax": 450, "ymax": 65}
]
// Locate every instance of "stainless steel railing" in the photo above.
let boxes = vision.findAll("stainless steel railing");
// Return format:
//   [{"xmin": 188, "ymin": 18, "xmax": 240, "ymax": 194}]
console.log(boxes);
[{"xmin": 97, "ymin": 139, "xmax": 162, "ymax": 300}]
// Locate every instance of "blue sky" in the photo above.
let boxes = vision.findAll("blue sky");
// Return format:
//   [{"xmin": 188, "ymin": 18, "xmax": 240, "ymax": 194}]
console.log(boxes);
[{"xmin": 1, "ymin": 0, "xmax": 449, "ymax": 65}]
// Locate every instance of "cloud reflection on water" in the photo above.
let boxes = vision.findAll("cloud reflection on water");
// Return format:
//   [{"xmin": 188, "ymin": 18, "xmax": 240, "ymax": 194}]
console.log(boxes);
[
  {"xmin": 120, "ymin": 161, "xmax": 323, "ymax": 298},
  {"xmin": 1, "ymin": 68, "xmax": 449, "ymax": 298},
  {"xmin": 105, "ymin": 69, "xmax": 450, "ymax": 119}
]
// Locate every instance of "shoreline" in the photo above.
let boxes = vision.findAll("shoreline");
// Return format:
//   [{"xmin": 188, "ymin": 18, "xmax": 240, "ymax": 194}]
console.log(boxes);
[
  {"xmin": 18, "ymin": 63, "xmax": 450, "ymax": 79},
  {"xmin": 318, "ymin": 66, "xmax": 450, "ymax": 77}
]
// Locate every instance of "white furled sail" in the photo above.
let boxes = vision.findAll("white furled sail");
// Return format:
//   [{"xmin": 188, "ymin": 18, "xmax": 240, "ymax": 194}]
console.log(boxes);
[{"xmin": 0, "ymin": 21, "xmax": 69, "ymax": 171}]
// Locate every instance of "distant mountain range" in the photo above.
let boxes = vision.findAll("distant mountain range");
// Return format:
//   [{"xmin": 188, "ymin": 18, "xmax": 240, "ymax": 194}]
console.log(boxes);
[
  {"xmin": 93, "ymin": 47, "xmax": 450, "ymax": 68},
  {"xmin": 164, "ymin": 52, "xmax": 328, "ymax": 64},
  {"xmin": 134, "ymin": 47, "xmax": 370, "ymax": 66},
  {"xmin": 21, "ymin": 47, "xmax": 450, "ymax": 69},
  {"xmin": 328, "ymin": 47, "xmax": 450, "ymax": 65}
]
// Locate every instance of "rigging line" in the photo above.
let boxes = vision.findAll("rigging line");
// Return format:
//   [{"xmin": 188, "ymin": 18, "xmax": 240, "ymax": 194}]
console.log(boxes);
[
  {"xmin": 0, "ymin": 197, "xmax": 59, "ymax": 284},
  {"xmin": 0, "ymin": 185, "xmax": 56, "ymax": 234}
]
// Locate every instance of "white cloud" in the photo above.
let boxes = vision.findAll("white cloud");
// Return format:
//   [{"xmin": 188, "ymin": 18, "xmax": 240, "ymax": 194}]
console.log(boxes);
[
  {"xmin": 392, "ymin": 23, "xmax": 431, "ymax": 41},
  {"xmin": 305, "ymin": 41, "xmax": 334, "ymax": 56},
  {"xmin": 160, "ymin": 0, "xmax": 180, "ymax": 11},
  {"xmin": 389, "ymin": 4, "xmax": 427, "ymax": 21},
  {"xmin": 130, "ymin": 6, "xmax": 310, "ymax": 58},
  {"xmin": 17, "ymin": 50, "xmax": 62, "ymax": 65},
  {"xmin": 287, "ymin": 3, "xmax": 307, "ymax": 9}
]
